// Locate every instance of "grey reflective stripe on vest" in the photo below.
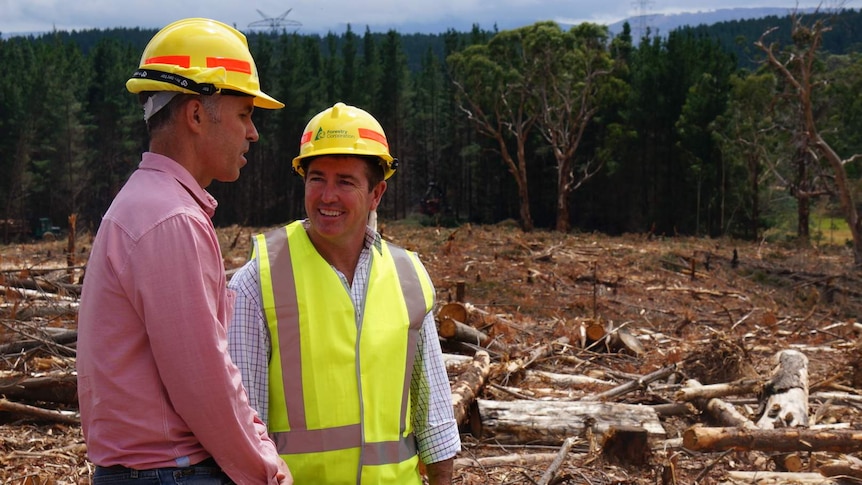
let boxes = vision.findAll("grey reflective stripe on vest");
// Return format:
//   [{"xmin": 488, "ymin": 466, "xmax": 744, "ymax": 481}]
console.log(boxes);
[
  {"xmin": 265, "ymin": 229, "xmax": 428, "ymax": 465},
  {"xmin": 388, "ymin": 244, "xmax": 427, "ymax": 438},
  {"xmin": 264, "ymin": 228, "xmax": 307, "ymax": 431},
  {"xmin": 270, "ymin": 423, "xmax": 418, "ymax": 464}
]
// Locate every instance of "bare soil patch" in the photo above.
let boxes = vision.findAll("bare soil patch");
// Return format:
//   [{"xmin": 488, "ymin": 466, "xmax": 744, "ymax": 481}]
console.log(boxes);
[{"xmin": 2, "ymin": 221, "xmax": 861, "ymax": 484}]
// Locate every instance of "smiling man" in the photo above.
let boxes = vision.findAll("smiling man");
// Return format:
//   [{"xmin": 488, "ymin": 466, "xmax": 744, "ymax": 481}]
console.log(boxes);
[{"xmin": 227, "ymin": 102, "xmax": 461, "ymax": 484}]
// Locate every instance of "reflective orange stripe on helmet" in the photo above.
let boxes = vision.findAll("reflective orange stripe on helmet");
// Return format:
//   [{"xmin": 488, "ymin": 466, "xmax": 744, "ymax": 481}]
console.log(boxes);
[
  {"xmin": 292, "ymin": 102, "xmax": 397, "ymax": 179},
  {"xmin": 126, "ymin": 18, "xmax": 283, "ymax": 110},
  {"xmin": 144, "ymin": 55, "xmax": 252, "ymax": 75}
]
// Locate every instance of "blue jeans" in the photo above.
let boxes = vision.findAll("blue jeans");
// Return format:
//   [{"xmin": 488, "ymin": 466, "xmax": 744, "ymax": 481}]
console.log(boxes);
[{"xmin": 92, "ymin": 458, "xmax": 234, "ymax": 485}]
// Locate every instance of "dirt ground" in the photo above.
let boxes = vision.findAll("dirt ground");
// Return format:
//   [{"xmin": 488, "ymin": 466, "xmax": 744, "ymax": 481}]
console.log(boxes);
[{"xmin": 2, "ymin": 220, "xmax": 861, "ymax": 484}]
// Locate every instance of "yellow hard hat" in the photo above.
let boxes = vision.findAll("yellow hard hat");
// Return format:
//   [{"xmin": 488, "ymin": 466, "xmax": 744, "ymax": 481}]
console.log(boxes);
[
  {"xmin": 126, "ymin": 18, "xmax": 283, "ymax": 109},
  {"xmin": 292, "ymin": 102, "xmax": 397, "ymax": 179}
]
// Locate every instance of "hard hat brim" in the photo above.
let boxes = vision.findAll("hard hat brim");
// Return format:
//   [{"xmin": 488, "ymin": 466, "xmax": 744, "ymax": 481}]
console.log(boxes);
[{"xmin": 252, "ymin": 91, "xmax": 284, "ymax": 110}]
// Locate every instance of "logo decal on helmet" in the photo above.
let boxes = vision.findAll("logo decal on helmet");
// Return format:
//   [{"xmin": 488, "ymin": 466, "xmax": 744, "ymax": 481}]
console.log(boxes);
[{"xmin": 292, "ymin": 102, "xmax": 397, "ymax": 179}]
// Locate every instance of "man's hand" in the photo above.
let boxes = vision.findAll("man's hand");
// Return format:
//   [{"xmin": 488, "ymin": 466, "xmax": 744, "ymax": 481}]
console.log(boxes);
[{"xmin": 276, "ymin": 458, "xmax": 293, "ymax": 485}]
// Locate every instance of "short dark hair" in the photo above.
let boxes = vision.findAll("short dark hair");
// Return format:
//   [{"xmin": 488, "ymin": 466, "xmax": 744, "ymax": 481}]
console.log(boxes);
[{"xmin": 302, "ymin": 155, "xmax": 386, "ymax": 190}]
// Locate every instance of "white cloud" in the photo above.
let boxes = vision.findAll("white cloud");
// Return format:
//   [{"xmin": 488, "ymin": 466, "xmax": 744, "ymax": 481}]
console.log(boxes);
[{"xmin": 0, "ymin": 0, "xmax": 847, "ymax": 35}]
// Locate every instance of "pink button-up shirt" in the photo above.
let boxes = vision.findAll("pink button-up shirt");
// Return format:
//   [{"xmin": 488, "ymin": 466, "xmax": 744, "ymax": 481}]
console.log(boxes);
[{"xmin": 76, "ymin": 153, "xmax": 283, "ymax": 484}]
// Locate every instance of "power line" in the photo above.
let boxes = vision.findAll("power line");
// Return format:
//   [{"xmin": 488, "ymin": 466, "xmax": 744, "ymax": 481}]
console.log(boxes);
[
  {"xmin": 248, "ymin": 8, "xmax": 302, "ymax": 33},
  {"xmin": 632, "ymin": 0, "xmax": 654, "ymax": 41}
]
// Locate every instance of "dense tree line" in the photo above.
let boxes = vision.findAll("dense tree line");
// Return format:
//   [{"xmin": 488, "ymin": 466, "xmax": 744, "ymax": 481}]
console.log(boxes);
[{"xmin": 1, "ymin": 9, "xmax": 862, "ymax": 250}]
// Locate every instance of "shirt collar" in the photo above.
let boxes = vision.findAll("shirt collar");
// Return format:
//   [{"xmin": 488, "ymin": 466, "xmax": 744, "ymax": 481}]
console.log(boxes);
[
  {"xmin": 139, "ymin": 152, "xmax": 219, "ymax": 218},
  {"xmin": 365, "ymin": 224, "xmax": 383, "ymax": 254}
]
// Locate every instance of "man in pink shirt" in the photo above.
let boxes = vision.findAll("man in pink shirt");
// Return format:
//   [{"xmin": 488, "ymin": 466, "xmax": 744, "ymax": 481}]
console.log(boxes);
[{"xmin": 76, "ymin": 18, "xmax": 292, "ymax": 485}]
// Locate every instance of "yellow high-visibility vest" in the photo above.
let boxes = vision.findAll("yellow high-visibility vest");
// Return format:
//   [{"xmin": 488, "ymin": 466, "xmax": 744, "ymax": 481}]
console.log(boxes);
[{"xmin": 254, "ymin": 221, "xmax": 434, "ymax": 483}]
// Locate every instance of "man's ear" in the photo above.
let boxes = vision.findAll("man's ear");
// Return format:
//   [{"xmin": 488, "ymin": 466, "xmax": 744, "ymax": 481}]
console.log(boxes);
[
  {"xmin": 183, "ymin": 98, "xmax": 205, "ymax": 133},
  {"xmin": 370, "ymin": 181, "xmax": 387, "ymax": 210}
]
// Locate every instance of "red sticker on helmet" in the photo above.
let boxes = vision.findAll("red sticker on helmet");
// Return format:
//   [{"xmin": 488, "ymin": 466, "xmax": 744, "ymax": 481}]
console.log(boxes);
[
  {"xmin": 145, "ymin": 55, "xmax": 191, "ymax": 68},
  {"xmin": 207, "ymin": 57, "xmax": 252, "ymax": 74},
  {"xmin": 358, "ymin": 128, "xmax": 388, "ymax": 149}
]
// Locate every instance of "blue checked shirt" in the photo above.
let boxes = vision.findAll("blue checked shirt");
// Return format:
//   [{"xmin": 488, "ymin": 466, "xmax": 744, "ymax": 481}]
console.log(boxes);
[{"xmin": 227, "ymin": 222, "xmax": 461, "ymax": 465}]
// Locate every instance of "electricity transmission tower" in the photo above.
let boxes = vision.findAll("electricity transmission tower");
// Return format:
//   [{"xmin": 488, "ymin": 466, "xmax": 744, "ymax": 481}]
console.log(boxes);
[
  {"xmin": 248, "ymin": 8, "xmax": 302, "ymax": 33},
  {"xmin": 632, "ymin": 0, "xmax": 654, "ymax": 41}
]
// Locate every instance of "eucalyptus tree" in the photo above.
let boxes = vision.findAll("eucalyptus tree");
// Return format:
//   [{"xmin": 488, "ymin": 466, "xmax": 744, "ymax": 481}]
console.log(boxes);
[
  {"xmin": 756, "ymin": 10, "xmax": 862, "ymax": 264},
  {"xmin": 447, "ymin": 26, "xmax": 542, "ymax": 231},
  {"xmin": 528, "ymin": 21, "xmax": 617, "ymax": 232}
]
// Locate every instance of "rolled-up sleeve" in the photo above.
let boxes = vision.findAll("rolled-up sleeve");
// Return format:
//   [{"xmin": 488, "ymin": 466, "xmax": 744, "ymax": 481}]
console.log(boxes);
[{"xmin": 411, "ymin": 311, "xmax": 462, "ymax": 464}]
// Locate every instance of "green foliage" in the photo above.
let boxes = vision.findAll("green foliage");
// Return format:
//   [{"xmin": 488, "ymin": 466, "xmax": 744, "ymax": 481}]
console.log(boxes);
[{"xmin": 1, "ymin": 9, "xmax": 861, "ymax": 244}]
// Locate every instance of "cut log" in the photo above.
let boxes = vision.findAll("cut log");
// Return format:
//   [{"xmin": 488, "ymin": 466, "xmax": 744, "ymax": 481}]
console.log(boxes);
[
  {"xmin": 819, "ymin": 459, "xmax": 862, "ymax": 480},
  {"xmin": 438, "ymin": 317, "xmax": 491, "ymax": 347},
  {"xmin": 675, "ymin": 378, "xmax": 762, "ymax": 402},
  {"xmin": 0, "ymin": 301, "xmax": 79, "ymax": 321},
  {"xmin": 1, "ymin": 277, "xmax": 82, "ymax": 297},
  {"xmin": 722, "ymin": 471, "xmax": 839, "ymax": 484},
  {"xmin": 584, "ymin": 320, "xmax": 606, "ymax": 344},
  {"xmin": 703, "ymin": 398, "xmax": 757, "ymax": 429},
  {"xmin": 606, "ymin": 326, "xmax": 646, "ymax": 356},
  {"xmin": 0, "ymin": 329, "xmax": 78, "ymax": 357},
  {"xmin": 774, "ymin": 452, "xmax": 804, "ymax": 472},
  {"xmin": 442, "ymin": 353, "xmax": 472, "ymax": 369},
  {"xmin": 462, "ymin": 302, "xmax": 536, "ymax": 336},
  {"xmin": 438, "ymin": 300, "xmax": 505, "ymax": 334},
  {"xmin": 601, "ymin": 425, "xmax": 650, "ymax": 466},
  {"xmin": 0, "ymin": 398, "xmax": 79, "ymax": 425},
  {"xmin": 0, "ymin": 373, "xmax": 78, "ymax": 404},
  {"xmin": 682, "ymin": 426, "xmax": 862, "ymax": 453},
  {"xmin": 437, "ymin": 302, "xmax": 468, "ymax": 327},
  {"xmin": 475, "ymin": 398, "xmax": 665, "ymax": 446},
  {"xmin": 756, "ymin": 349, "xmax": 809, "ymax": 429},
  {"xmin": 450, "ymin": 350, "xmax": 491, "ymax": 425},
  {"xmin": 580, "ymin": 363, "xmax": 677, "ymax": 401},
  {"xmin": 496, "ymin": 337, "xmax": 569, "ymax": 383},
  {"xmin": 0, "ymin": 284, "xmax": 78, "ymax": 302},
  {"xmin": 454, "ymin": 452, "xmax": 586, "ymax": 469},
  {"xmin": 651, "ymin": 402, "xmax": 697, "ymax": 418},
  {"xmin": 581, "ymin": 318, "xmax": 646, "ymax": 356},
  {"xmin": 683, "ymin": 379, "xmax": 757, "ymax": 429},
  {"xmin": 537, "ymin": 436, "xmax": 577, "ymax": 485},
  {"xmin": 523, "ymin": 369, "xmax": 615, "ymax": 388}
]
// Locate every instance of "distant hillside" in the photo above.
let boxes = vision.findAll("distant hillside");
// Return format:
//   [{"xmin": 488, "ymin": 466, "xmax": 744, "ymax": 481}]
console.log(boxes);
[
  {"xmin": 608, "ymin": 6, "xmax": 821, "ymax": 36},
  {"xmin": 0, "ymin": 7, "xmax": 835, "ymax": 41}
]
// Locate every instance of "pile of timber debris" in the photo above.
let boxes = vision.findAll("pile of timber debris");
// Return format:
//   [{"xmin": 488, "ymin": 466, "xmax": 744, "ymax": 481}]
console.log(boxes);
[{"xmin": 3, "ymin": 222, "xmax": 862, "ymax": 484}]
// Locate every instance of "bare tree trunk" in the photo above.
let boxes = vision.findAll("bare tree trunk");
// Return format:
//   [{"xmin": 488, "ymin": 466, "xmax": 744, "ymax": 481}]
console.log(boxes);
[
  {"xmin": 756, "ymin": 14, "xmax": 862, "ymax": 265},
  {"xmin": 795, "ymin": 148, "xmax": 811, "ymax": 244},
  {"xmin": 556, "ymin": 172, "xmax": 571, "ymax": 233}
]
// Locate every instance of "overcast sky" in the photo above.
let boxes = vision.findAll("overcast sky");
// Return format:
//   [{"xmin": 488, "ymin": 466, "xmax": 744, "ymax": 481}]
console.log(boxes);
[{"xmin": 0, "ymin": 0, "xmax": 850, "ymax": 35}]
